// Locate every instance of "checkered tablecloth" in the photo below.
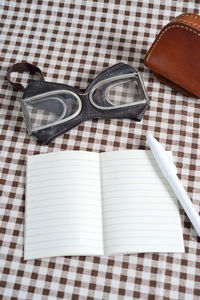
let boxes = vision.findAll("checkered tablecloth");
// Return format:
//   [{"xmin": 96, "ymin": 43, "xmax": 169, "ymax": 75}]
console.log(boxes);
[{"xmin": 1, "ymin": 1, "xmax": 200, "ymax": 299}]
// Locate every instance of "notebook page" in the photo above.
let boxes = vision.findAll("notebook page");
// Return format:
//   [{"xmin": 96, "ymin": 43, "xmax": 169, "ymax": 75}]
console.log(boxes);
[
  {"xmin": 100, "ymin": 150, "xmax": 184, "ymax": 254},
  {"xmin": 25, "ymin": 151, "xmax": 103, "ymax": 260}
]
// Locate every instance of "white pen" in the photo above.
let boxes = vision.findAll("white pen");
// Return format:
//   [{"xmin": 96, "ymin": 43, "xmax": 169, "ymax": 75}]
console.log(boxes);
[{"xmin": 147, "ymin": 133, "xmax": 200, "ymax": 237}]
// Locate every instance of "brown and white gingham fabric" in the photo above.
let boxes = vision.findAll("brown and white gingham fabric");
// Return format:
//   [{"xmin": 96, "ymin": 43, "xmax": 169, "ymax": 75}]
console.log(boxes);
[{"xmin": 1, "ymin": 1, "xmax": 200, "ymax": 299}]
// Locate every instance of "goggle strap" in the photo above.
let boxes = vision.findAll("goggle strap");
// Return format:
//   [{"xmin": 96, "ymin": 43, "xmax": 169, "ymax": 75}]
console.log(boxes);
[{"xmin": 7, "ymin": 61, "xmax": 45, "ymax": 91}]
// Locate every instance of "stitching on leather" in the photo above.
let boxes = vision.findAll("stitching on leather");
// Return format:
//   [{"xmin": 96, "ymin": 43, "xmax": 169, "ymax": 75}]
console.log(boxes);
[
  {"xmin": 145, "ymin": 24, "xmax": 200, "ymax": 63},
  {"xmin": 175, "ymin": 18, "xmax": 200, "ymax": 30},
  {"xmin": 176, "ymin": 14, "xmax": 200, "ymax": 20},
  {"xmin": 179, "ymin": 20, "xmax": 200, "ymax": 29}
]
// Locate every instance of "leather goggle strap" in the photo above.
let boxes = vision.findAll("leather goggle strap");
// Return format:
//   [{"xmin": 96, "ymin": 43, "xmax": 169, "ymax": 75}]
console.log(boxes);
[{"xmin": 7, "ymin": 62, "xmax": 45, "ymax": 91}]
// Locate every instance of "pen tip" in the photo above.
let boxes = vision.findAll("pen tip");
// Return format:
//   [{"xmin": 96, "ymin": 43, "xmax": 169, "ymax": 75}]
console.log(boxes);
[{"xmin": 147, "ymin": 132, "xmax": 153, "ymax": 141}]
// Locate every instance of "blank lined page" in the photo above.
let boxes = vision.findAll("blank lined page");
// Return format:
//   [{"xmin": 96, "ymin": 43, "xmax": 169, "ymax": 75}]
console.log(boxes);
[
  {"xmin": 100, "ymin": 150, "xmax": 184, "ymax": 254},
  {"xmin": 25, "ymin": 151, "xmax": 103, "ymax": 260}
]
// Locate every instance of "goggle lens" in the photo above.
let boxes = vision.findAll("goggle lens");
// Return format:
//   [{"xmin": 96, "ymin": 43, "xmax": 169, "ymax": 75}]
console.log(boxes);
[
  {"xmin": 22, "ymin": 91, "xmax": 82, "ymax": 133},
  {"xmin": 90, "ymin": 73, "xmax": 148, "ymax": 110},
  {"xmin": 105, "ymin": 78, "xmax": 144, "ymax": 106}
]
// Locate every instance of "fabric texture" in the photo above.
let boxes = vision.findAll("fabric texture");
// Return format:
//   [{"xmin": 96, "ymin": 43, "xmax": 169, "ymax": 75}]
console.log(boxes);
[{"xmin": 0, "ymin": 1, "xmax": 200, "ymax": 299}]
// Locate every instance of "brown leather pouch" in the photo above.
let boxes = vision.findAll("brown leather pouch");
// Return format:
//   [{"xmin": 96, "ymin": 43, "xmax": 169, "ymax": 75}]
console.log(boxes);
[{"xmin": 144, "ymin": 13, "xmax": 200, "ymax": 98}]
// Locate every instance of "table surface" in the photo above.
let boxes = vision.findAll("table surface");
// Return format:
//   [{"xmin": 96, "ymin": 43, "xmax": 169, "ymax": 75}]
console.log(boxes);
[{"xmin": 1, "ymin": 1, "xmax": 200, "ymax": 299}]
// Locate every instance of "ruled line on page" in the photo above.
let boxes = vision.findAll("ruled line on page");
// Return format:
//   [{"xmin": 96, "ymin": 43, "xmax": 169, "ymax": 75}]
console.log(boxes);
[
  {"xmin": 102, "ymin": 182, "xmax": 171, "ymax": 188},
  {"xmin": 26, "ymin": 207, "xmax": 102, "ymax": 217},
  {"xmin": 27, "ymin": 194, "xmax": 101, "ymax": 203},
  {"xmin": 104, "ymin": 242, "xmax": 182, "ymax": 247},
  {"xmin": 103, "ymin": 228, "xmax": 181, "ymax": 234},
  {"xmin": 103, "ymin": 235, "xmax": 180, "ymax": 242},
  {"xmin": 28, "ymin": 172, "xmax": 100, "ymax": 183},
  {"xmin": 25, "ymin": 243, "xmax": 103, "ymax": 253},
  {"xmin": 103, "ymin": 208, "xmax": 177, "ymax": 213},
  {"xmin": 27, "ymin": 187, "xmax": 100, "ymax": 197},
  {"xmin": 28, "ymin": 164, "xmax": 100, "ymax": 175},
  {"xmin": 28, "ymin": 201, "xmax": 101, "ymax": 210},
  {"xmin": 27, "ymin": 220, "xmax": 103, "ymax": 231},
  {"xmin": 26, "ymin": 214, "xmax": 102, "ymax": 224},
  {"xmin": 28, "ymin": 182, "xmax": 99, "ymax": 192},
  {"xmin": 26, "ymin": 242, "xmax": 104, "ymax": 253},
  {"xmin": 103, "ymin": 201, "xmax": 177, "ymax": 208},
  {"xmin": 103, "ymin": 195, "xmax": 176, "ymax": 201},
  {"xmin": 28, "ymin": 158, "xmax": 99, "ymax": 166},
  {"xmin": 28, "ymin": 161, "xmax": 99, "ymax": 171},
  {"xmin": 27, "ymin": 236, "xmax": 103, "ymax": 246},
  {"xmin": 103, "ymin": 215, "xmax": 178, "ymax": 220},
  {"xmin": 100, "ymin": 174, "xmax": 167, "ymax": 180},
  {"xmin": 102, "ymin": 188, "xmax": 172, "ymax": 194},
  {"xmin": 103, "ymin": 220, "xmax": 181, "ymax": 226},
  {"xmin": 28, "ymin": 228, "xmax": 103, "ymax": 238},
  {"xmin": 100, "ymin": 160, "xmax": 158, "ymax": 166}
]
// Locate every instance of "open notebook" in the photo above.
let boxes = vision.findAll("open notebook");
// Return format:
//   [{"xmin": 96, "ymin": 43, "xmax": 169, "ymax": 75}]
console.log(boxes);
[{"xmin": 25, "ymin": 150, "xmax": 184, "ymax": 260}]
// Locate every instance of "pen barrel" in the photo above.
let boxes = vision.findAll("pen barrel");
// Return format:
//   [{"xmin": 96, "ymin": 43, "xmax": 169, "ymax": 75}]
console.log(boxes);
[{"xmin": 168, "ymin": 175, "xmax": 200, "ymax": 237}]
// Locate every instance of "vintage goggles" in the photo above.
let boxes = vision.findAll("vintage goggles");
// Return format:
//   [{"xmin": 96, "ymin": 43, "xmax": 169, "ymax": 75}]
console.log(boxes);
[{"xmin": 7, "ymin": 62, "xmax": 150, "ymax": 144}]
